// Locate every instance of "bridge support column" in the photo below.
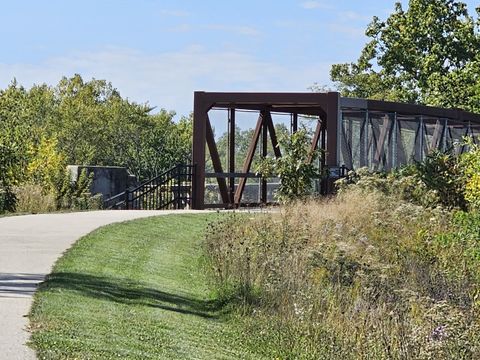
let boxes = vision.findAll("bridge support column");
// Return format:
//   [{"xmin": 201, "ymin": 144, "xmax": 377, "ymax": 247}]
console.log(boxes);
[{"xmin": 192, "ymin": 92, "xmax": 209, "ymax": 210}]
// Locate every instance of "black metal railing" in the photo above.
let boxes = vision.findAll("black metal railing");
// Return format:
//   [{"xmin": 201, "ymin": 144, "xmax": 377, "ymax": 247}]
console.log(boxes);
[
  {"xmin": 104, "ymin": 164, "xmax": 194, "ymax": 210},
  {"xmin": 103, "ymin": 191, "xmax": 128, "ymax": 209}
]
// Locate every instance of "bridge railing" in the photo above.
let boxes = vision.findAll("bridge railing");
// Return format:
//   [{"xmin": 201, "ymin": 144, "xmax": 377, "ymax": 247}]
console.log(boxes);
[{"xmin": 104, "ymin": 164, "xmax": 194, "ymax": 210}]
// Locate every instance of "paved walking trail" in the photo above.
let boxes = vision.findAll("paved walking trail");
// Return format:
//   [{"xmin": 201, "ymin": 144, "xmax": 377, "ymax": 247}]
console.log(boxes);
[{"xmin": 0, "ymin": 210, "xmax": 203, "ymax": 360}]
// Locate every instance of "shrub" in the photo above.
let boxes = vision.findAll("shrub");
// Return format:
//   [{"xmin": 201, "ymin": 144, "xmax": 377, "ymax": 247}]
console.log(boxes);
[
  {"xmin": 336, "ymin": 166, "xmax": 441, "ymax": 208},
  {"xmin": 0, "ymin": 186, "xmax": 16, "ymax": 214},
  {"xmin": 11, "ymin": 169, "xmax": 101, "ymax": 213},
  {"xmin": 338, "ymin": 144, "xmax": 480, "ymax": 211},
  {"xmin": 415, "ymin": 149, "xmax": 466, "ymax": 209},
  {"xmin": 13, "ymin": 184, "xmax": 56, "ymax": 213},
  {"xmin": 26, "ymin": 135, "xmax": 66, "ymax": 193},
  {"xmin": 460, "ymin": 141, "xmax": 480, "ymax": 211},
  {"xmin": 12, "ymin": 180, "xmax": 102, "ymax": 214},
  {"xmin": 54, "ymin": 169, "xmax": 100, "ymax": 210},
  {"xmin": 432, "ymin": 211, "xmax": 480, "ymax": 289},
  {"xmin": 337, "ymin": 149, "xmax": 468, "ymax": 210},
  {"xmin": 0, "ymin": 142, "xmax": 21, "ymax": 213},
  {"xmin": 257, "ymin": 129, "xmax": 319, "ymax": 202}
]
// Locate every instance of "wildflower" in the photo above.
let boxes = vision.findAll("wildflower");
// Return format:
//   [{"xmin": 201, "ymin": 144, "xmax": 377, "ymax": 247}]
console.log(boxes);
[{"xmin": 430, "ymin": 325, "xmax": 448, "ymax": 341}]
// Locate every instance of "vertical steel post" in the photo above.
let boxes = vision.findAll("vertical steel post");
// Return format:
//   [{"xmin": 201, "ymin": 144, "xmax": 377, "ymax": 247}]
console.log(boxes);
[
  {"xmin": 443, "ymin": 119, "xmax": 448, "ymax": 151},
  {"xmin": 176, "ymin": 166, "xmax": 181, "ymax": 209},
  {"xmin": 360, "ymin": 110, "xmax": 368, "ymax": 167},
  {"xmin": 228, "ymin": 108, "xmax": 236, "ymax": 205},
  {"xmin": 192, "ymin": 92, "xmax": 208, "ymax": 210},
  {"xmin": 261, "ymin": 112, "xmax": 268, "ymax": 204},
  {"xmin": 392, "ymin": 112, "xmax": 398, "ymax": 169},
  {"xmin": 326, "ymin": 92, "xmax": 340, "ymax": 167},
  {"xmin": 124, "ymin": 188, "xmax": 130, "ymax": 210},
  {"xmin": 419, "ymin": 116, "xmax": 424, "ymax": 162},
  {"xmin": 291, "ymin": 113, "xmax": 298, "ymax": 134}
]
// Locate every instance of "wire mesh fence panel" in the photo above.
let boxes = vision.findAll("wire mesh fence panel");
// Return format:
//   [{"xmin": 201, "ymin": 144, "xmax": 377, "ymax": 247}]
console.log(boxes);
[{"xmin": 340, "ymin": 111, "xmax": 366, "ymax": 170}]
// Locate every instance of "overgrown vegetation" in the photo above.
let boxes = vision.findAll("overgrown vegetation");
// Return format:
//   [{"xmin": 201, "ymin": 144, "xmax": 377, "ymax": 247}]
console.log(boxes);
[
  {"xmin": 205, "ymin": 191, "xmax": 480, "ymax": 359},
  {"xmin": 205, "ymin": 142, "xmax": 480, "ymax": 359},
  {"xmin": 338, "ymin": 142, "xmax": 480, "ymax": 212},
  {"xmin": 0, "ymin": 75, "xmax": 191, "ymax": 214}
]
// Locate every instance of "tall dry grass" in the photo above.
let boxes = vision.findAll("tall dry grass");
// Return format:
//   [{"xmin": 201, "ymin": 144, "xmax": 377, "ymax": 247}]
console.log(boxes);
[
  {"xmin": 13, "ymin": 184, "xmax": 57, "ymax": 213},
  {"xmin": 205, "ymin": 188, "xmax": 480, "ymax": 359},
  {"xmin": 12, "ymin": 181, "xmax": 103, "ymax": 214}
]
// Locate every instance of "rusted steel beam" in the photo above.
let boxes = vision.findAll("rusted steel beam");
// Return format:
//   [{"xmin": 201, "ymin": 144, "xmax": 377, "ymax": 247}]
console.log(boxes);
[
  {"xmin": 268, "ymin": 106, "xmax": 326, "ymax": 117},
  {"xmin": 206, "ymin": 115, "xmax": 230, "ymax": 205},
  {"xmin": 228, "ymin": 108, "xmax": 236, "ymax": 204},
  {"xmin": 320, "ymin": 119, "xmax": 327, "ymax": 193},
  {"xmin": 266, "ymin": 111, "xmax": 282, "ymax": 158},
  {"xmin": 204, "ymin": 90, "xmax": 480, "ymax": 124},
  {"xmin": 308, "ymin": 117, "xmax": 323, "ymax": 164},
  {"xmin": 261, "ymin": 112, "xmax": 268, "ymax": 203},
  {"xmin": 326, "ymin": 92, "xmax": 340, "ymax": 166},
  {"xmin": 234, "ymin": 112, "xmax": 264, "ymax": 206},
  {"xmin": 213, "ymin": 104, "xmax": 326, "ymax": 117},
  {"xmin": 203, "ymin": 92, "xmax": 331, "ymax": 108},
  {"xmin": 192, "ymin": 92, "xmax": 209, "ymax": 210}
]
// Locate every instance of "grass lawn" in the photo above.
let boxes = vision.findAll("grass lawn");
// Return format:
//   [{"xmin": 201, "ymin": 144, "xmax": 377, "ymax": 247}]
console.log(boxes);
[{"xmin": 29, "ymin": 214, "xmax": 262, "ymax": 359}]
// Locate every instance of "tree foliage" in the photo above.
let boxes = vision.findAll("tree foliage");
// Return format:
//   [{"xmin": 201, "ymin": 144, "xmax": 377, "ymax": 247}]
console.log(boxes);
[
  {"xmin": 460, "ymin": 141, "xmax": 480, "ymax": 210},
  {"xmin": 257, "ymin": 129, "xmax": 319, "ymax": 202},
  {"xmin": 331, "ymin": 0, "xmax": 480, "ymax": 112},
  {"xmin": 0, "ymin": 75, "xmax": 192, "ymax": 212},
  {"xmin": 207, "ymin": 123, "xmax": 289, "ymax": 176}
]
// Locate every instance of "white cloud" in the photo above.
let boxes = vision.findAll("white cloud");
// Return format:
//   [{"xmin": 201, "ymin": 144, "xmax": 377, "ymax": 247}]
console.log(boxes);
[
  {"xmin": 0, "ymin": 47, "xmax": 332, "ymax": 117},
  {"xmin": 328, "ymin": 24, "xmax": 365, "ymax": 38},
  {"xmin": 159, "ymin": 9, "xmax": 190, "ymax": 17},
  {"xmin": 300, "ymin": 1, "xmax": 331, "ymax": 10},
  {"xmin": 168, "ymin": 23, "xmax": 192, "ymax": 33},
  {"xmin": 167, "ymin": 23, "xmax": 261, "ymax": 37},
  {"xmin": 203, "ymin": 24, "xmax": 261, "ymax": 37},
  {"xmin": 339, "ymin": 11, "xmax": 372, "ymax": 22}
]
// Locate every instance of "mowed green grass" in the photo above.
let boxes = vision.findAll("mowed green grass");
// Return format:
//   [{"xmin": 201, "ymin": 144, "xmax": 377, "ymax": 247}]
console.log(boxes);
[{"xmin": 29, "ymin": 214, "xmax": 261, "ymax": 359}]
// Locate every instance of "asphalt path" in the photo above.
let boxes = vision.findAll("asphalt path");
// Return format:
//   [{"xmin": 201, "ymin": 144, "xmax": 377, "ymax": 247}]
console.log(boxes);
[{"xmin": 0, "ymin": 210, "xmax": 204, "ymax": 359}]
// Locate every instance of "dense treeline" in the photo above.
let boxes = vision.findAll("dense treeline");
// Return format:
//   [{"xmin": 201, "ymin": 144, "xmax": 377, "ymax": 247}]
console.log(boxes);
[{"xmin": 0, "ymin": 74, "xmax": 191, "ymax": 213}]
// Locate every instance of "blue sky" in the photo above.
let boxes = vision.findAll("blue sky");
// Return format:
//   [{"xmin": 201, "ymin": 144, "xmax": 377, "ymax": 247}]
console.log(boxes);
[{"xmin": 0, "ymin": 0, "xmax": 478, "ymax": 118}]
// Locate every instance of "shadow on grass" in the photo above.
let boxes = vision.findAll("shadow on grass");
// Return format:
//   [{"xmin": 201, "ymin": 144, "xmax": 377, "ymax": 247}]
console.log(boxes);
[{"xmin": 37, "ymin": 272, "xmax": 223, "ymax": 319}]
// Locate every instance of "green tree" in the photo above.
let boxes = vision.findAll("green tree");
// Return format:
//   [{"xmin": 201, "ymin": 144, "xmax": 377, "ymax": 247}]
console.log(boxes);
[
  {"xmin": 257, "ymin": 129, "xmax": 319, "ymax": 202},
  {"xmin": 124, "ymin": 110, "xmax": 192, "ymax": 180},
  {"xmin": 49, "ymin": 74, "xmax": 191, "ymax": 180},
  {"xmin": 330, "ymin": 0, "xmax": 480, "ymax": 112},
  {"xmin": 210, "ymin": 123, "xmax": 289, "ymax": 174},
  {"xmin": 0, "ymin": 75, "xmax": 193, "ymax": 212},
  {"xmin": 0, "ymin": 81, "xmax": 57, "ymax": 211},
  {"xmin": 0, "ymin": 82, "xmax": 36, "ymax": 181},
  {"xmin": 0, "ymin": 141, "xmax": 19, "ymax": 212}
]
